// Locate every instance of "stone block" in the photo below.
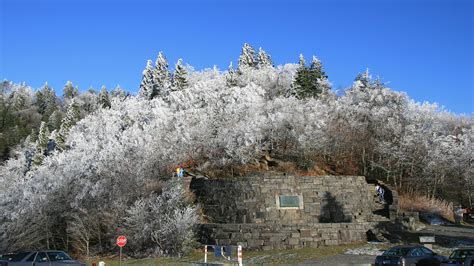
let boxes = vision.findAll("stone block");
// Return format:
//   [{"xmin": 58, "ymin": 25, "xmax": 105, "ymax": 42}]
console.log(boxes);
[
  {"xmin": 247, "ymin": 239, "xmax": 264, "ymax": 248},
  {"xmin": 299, "ymin": 229, "xmax": 312, "ymax": 237},
  {"xmin": 291, "ymin": 232, "xmax": 300, "ymax": 238},
  {"xmin": 288, "ymin": 238, "xmax": 299, "ymax": 245},
  {"xmin": 325, "ymin": 239, "xmax": 339, "ymax": 245}
]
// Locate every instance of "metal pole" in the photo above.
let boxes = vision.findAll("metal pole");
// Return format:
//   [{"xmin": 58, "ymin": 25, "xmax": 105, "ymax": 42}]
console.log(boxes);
[
  {"xmin": 238, "ymin": 245, "xmax": 242, "ymax": 266},
  {"xmin": 119, "ymin": 246, "xmax": 122, "ymax": 266},
  {"xmin": 204, "ymin": 245, "xmax": 207, "ymax": 263}
]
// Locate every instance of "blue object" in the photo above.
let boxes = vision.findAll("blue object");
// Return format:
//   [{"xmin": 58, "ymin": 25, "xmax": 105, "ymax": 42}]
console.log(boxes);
[
  {"xmin": 214, "ymin": 245, "xmax": 221, "ymax": 257},
  {"xmin": 224, "ymin": 246, "xmax": 232, "ymax": 257}
]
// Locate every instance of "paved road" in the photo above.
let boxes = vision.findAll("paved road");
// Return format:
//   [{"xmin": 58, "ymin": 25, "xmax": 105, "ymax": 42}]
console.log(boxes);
[{"xmin": 298, "ymin": 254, "xmax": 376, "ymax": 266}]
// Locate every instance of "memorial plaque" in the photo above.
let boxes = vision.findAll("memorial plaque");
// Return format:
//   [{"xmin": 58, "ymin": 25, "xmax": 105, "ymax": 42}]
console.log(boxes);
[{"xmin": 279, "ymin": 195, "xmax": 300, "ymax": 208}]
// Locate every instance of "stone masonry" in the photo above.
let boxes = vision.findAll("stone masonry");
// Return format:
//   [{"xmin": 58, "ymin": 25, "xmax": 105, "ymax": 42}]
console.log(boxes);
[{"xmin": 189, "ymin": 173, "xmax": 394, "ymax": 250}]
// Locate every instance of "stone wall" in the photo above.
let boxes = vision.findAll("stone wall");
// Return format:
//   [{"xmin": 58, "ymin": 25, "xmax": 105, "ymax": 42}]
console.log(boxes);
[
  {"xmin": 196, "ymin": 222, "xmax": 378, "ymax": 250},
  {"xmin": 190, "ymin": 174, "xmax": 377, "ymax": 224},
  {"xmin": 189, "ymin": 174, "xmax": 393, "ymax": 250}
]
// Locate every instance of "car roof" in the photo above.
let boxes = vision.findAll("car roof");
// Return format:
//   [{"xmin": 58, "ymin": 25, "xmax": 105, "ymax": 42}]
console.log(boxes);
[
  {"xmin": 453, "ymin": 247, "xmax": 474, "ymax": 250},
  {"xmin": 390, "ymin": 245, "xmax": 425, "ymax": 248}
]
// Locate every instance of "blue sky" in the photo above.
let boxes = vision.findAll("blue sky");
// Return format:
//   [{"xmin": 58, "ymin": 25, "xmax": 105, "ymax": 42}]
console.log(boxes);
[{"xmin": 1, "ymin": 0, "xmax": 473, "ymax": 113}]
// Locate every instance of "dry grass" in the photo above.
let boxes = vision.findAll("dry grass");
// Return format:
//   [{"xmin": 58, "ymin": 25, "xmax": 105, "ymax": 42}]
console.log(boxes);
[{"xmin": 399, "ymin": 194, "xmax": 454, "ymax": 222}]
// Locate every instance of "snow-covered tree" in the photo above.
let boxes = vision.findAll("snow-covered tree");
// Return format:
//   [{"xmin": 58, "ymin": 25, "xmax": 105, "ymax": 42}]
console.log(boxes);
[
  {"xmin": 256, "ymin": 47, "xmax": 273, "ymax": 68},
  {"xmin": 225, "ymin": 61, "xmax": 238, "ymax": 87},
  {"xmin": 55, "ymin": 100, "xmax": 80, "ymax": 151},
  {"xmin": 35, "ymin": 82, "xmax": 58, "ymax": 122},
  {"xmin": 238, "ymin": 43, "xmax": 256, "ymax": 73},
  {"xmin": 139, "ymin": 60, "xmax": 154, "ymax": 99},
  {"xmin": 173, "ymin": 59, "xmax": 188, "ymax": 91},
  {"xmin": 31, "ymin": 121, "xmax": 49, "ymax": 166},
  {"xmin": 153, "ymin": 51, "xmax": 171, "ymax": 97},
  {"xmin": 98, "ymin": 86, "xmax": 111, "ymax": 109},
  {"xmin": 110, "ymin": 85, "xmax": 127, "ymax": 100},
  {"xmin": 293, "ymin": 54, "xmax": 329, "ymax": 99},
  {"xmin": 63, "ymin": 81, "xmax": 79, "ymax": 100}
]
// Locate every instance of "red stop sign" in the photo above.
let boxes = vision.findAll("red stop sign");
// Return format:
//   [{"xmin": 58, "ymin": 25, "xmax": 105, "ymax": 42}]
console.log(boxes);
[{"xmin": 116, "ymin": 235, "xmax": 127, "ymax": 247}]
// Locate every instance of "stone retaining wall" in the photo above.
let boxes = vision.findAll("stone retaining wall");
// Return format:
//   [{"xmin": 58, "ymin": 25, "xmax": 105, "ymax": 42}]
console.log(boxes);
[
  {"xmin": 196, "ymin": 222, "xmax": 379, "ymax": 250},
  {"xmin": 189, "ymin": 174, "xmax": 395, "ymax": 250},
  {"xmin": 190, "ymin": 174, "xmax": 377, "ymax": 224}
]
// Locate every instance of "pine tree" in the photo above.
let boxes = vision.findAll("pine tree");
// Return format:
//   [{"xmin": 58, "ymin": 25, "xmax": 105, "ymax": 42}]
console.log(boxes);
[
  {"xmin": 35, "ymin": 82, "xmax": 58, "ymax": 122},
  {"xmin": 298, "ymin": 53, "xmax": 305, "ymax": 67},
  {"xmin": 63, "ymin": 81, "xmax": 79, "ymax": 100},
  {"xmin": 111, "ymin": 85, "xmax": 127, "ymax": 99},
  {"xmin": 56, "ymin": 100, "xmax": 80, "ymax": 151},
  {"xmin": 32, "ymin": 121, "xmax": 50, "ymax": 166},
  {"xmin": 256, "ymin": 47, "xmax": 273, "ymax": 68},
  {"xmin": 293, "ymin": 54, "xmax": 329, "ymax": 99},
  {"xmin": 172, "ymin": 59, "xmax": 188, "ymax": 91},
  {"xmin": 226, "ymin": 61, "xmax": 238, "ymax": 87},
  {"xmin": 238, "ymin": 43, "xmax": 256, "ymax": 73},
  {"xmin": 139, "ymin": 60, "xmax": 154, "ymax": 99},
  {"xmin": 354, "ymin": 68, "xmax": 371, "ymax": 88},
  {"xmin": 47, "ymin": 110, "xmax": 63, "ymax": 131},
  {"xmin": 98, "ymin": 85, "xmax": 111, "ymax": 108},
  {"xmin": 154, "ymin": 51, "xmax": 171, "ymax": 97}
]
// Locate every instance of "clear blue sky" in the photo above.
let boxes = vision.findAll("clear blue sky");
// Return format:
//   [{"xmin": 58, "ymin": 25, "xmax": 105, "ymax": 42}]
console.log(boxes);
[{"xmin": 1, "ymin": 0, "xmax": 473, "ymax": 113}]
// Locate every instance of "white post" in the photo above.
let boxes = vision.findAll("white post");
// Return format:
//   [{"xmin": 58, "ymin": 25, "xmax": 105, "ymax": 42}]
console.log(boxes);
[
  {"xmin": 204, "ymin": 245, "xmax": 207, "ymax": 263},
  {"xmin": 119, "ymin": 246, "xmax": 122, "ymax": 266},
  {"xmin": 238, "ymin": 245, "xmax": 242, "ymax": 266},
  {"xmin": 99, "ymin": 262, "xmax": 105, "ymax": 266}
]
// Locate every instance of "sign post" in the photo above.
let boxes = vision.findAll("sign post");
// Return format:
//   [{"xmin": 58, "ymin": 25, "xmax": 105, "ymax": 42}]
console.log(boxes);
[{"xmin": 116, "ymin": 235, "xmax": 127, "ymax": 266}]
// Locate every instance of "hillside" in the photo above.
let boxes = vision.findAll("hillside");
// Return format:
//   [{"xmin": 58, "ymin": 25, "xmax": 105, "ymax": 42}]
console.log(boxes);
[{"xmin": 0, "ymin": 44, "xmax": 472, "ymax": 256}]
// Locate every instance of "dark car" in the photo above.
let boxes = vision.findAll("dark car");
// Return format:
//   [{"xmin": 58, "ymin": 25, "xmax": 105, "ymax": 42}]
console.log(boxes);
[
  {"xmin": 441, "ymin": 247, "xmax": 474, "ymax": 266},
  {"xmin": 375, "ymin": 245, "xmax": 447, "ymax": 266},
  {"xmin": 0, "ymin": 254, "xmax": 16, "ymax": 266},
  {"xmin": 7, "ymin": 250, "xmax": 85, "ymax": 266}
]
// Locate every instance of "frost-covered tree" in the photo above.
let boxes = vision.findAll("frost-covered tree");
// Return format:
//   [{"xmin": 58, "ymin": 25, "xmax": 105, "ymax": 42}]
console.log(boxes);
[
  {"xmin": 139, "ymin": 60, "xmax": 155, "ymax": 99},
  {"xmin": 225, "ymin": 61, "xmax": 238, "ymax": 87},
  {"xmin": 31, "ymin": 121, "xmax": 49, "ymax": 166},
  {"xmin": 110, "ymin": 85, "xmax": 127, "ymax": 100},
  {"xmin": 98, "ymin": 86, "xmax": 111, "ymax": 109},
  {"xmin": 154, "ymin": 51, "xmax": 171, "ymax": 97},
  {"xmin": 35, "ymin": 82, "xmax": 58, "ymax": 122},
  {"xmin": 293, "ymin": 54, "xmax": 329, "ymax": 99},
  {"xmin": 238, "ymin": 43, "xmax": 256, "ymax": 73},
  {"xmin": 256, "ymin": 47, "xmax": 273, "ymax": 68},
  {"xmin": 63, "ymin": 81, "xmax": 79, "ymax": 100},
  {"xmin": 173, "ymin": 59, "xmax": 188, "ymax": 91},
  {"xmin": 124, "ymin": 181, "xmax": 197, "ymax": 255},
  {"xmin": 55, "ymin": 100, "xmax": 80, "ymax": 151}
]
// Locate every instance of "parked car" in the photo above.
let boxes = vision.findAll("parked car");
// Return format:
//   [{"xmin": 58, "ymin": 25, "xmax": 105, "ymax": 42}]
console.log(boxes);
[
  {"xmin": 7, "ymin": 250, "xmax": 85, "ymax": 266},
  {"xmin": 0, "ymin": 253, "xmax": 16, "ymax": 266},
  {"xmin": 463, "ymin": 208, "xmax": 474, "ymax": 223},
  {"xmin": 374, "ymin": 245, "xmax": 447, "ymax": 266},
  {"xmin": 441, "ymin": 247, "xmax": 474, "ymax": 266}
]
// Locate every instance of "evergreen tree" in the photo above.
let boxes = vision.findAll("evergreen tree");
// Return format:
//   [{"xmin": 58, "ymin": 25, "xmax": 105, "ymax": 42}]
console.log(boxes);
[
  {"xmin": 63, "ymin": 81, "xmax": 79, "ymax": 100},
  {"xmin": 256, "ymin": 47, "xmax": 273, "ymax": 68},
  {"xmin": 354, "ymin": 68, "xmax": 371, "ymax": 88},
  {"xmin": 154, "ymin": 51, "xmax": 171, "ymax": 97},
  {"xmin": 111, "ymin": 85, "xmax": 127, "ymax": 99},
  {"xmin": 35, "ymin": 82, "xmax": 58, "ymax": 122},
  {"xmin": 298, "ymin": 53, "xmax": 305, "ymax": 67},
  {"xmin": 226, "ymin": 61, "xmax": 238, "ymax": 87},
  {"xmin": 172, "ymin": 59, "xmax": 188, "ymax": 91},
  {"xmin": 293, "ymin": 54, "xmax": 329, "ymax": 99},
  {"xmin": 56, "ymin": 100, "xmax": 80, "ymax": 151},
  {"xmin": 139, "ymin": 60, "xmax": 154, "ymax": 99},
  {"xmin": 238, "ymin": 43, "xmax": 256, "ymax": 73},
  {"xmin": 32, "ymin": 121, "xmax": 50, "ymax": 166},
  {"xmin": 47, "ymin": 110, "xmax": 63, "ymax": 131},
  {"xmin": 98, "ymin": 86, "xmax": 111, "ymax": 109}
]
